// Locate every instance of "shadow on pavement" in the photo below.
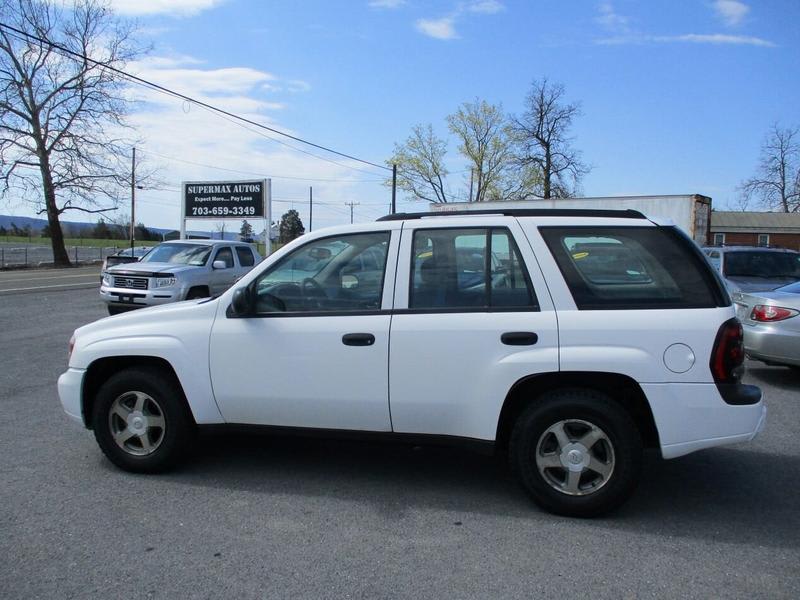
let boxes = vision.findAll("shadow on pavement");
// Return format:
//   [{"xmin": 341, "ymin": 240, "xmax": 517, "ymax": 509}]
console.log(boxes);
[
  {"xmin": 148, "ymin": 432, "xmax": 800, "ymax": 548},
  {"xmin": 745, "ymin": 363, "xmax": 800, "ymax": 392}
]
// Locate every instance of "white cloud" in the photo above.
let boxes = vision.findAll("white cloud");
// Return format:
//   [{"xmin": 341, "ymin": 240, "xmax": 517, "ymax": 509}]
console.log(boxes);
[
  {"xmin": 655, "ymin": 33, "xmax": 773, "ymax": 47},
  {"xmin": 597, "ymin": 32, "xmax": 774, "ymax": 47},
  {"xmin": 109, "ymin": 0, "xmax": 226, "ymax": 17},
  {"xmin": 120, "ymin": 56, "xmax": 386, "ymax": 231},
  {"xmin": 467, "ymin": 0, "xmax": 504, "ymax": 14},
  {"xmin": 367, "ymin": 0, "xmax": 406, "ymax": 8},
  {"xmin": 414, "ymin": 1, "xmax": 503, "ymax": 41},
  {"xmin": 415, "ymin": 17, "xmax": 458, "ymax": 40},
  {"xmin": 713, "ymin": 0, "xmax": 749, "ymax": 27},
  {"xmin": 596, "ymin": 1, "xmax": 630, "ymax": 33}
]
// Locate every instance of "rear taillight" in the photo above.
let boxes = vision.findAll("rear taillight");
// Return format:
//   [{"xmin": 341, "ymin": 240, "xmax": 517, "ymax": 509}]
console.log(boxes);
[
  {"xmin": 710, "ymin": 318, "xmax": 744, "ymax": 384},
  {"xmin": 750, "ymin": 305, "xmax": 799, "ymax": 322}
]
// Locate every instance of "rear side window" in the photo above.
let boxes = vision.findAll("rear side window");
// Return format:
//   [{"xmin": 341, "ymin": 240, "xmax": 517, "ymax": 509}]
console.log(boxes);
[
  {"xmin": 540, "ymin": 226, "xmax": 725, "ymax": 310},
  {"xmin": 723, "ymin": 250, "xmax": 800, "ymax": 278},
  {"xmin": 236, "ymin": 246, "xmax": 255, "ymax": 267},
  {"xmin": 410, "ymin": 227, "xmax": 538, "ymax": 310}
]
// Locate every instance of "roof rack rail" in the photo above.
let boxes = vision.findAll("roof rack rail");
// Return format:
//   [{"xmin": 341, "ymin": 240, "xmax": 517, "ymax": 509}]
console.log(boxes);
[{"xmin": 376, "ymin": 208, "xmax": 648, "ymax": 221}]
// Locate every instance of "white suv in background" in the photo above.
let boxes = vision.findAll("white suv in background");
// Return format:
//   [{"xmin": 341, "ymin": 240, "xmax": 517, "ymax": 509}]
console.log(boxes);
[{"xmin": 59, "ymin": 209, "xmax": 765, "ymax": 517}]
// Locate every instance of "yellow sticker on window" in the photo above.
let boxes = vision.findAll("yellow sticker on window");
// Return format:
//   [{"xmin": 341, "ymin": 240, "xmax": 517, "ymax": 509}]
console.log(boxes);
[{"xmin": 572, "ymin": 251, "xmax": 589, "ymax": 260}]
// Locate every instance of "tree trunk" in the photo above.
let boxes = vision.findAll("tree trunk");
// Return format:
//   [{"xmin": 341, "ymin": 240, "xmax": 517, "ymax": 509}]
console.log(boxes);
[
  {"xmin": 30, "ymin": 101, "xmax": 71, "ymax": 267},
  {"xmin": 39, "ymin": 155, "xmax": 71, "ymax": 267}
]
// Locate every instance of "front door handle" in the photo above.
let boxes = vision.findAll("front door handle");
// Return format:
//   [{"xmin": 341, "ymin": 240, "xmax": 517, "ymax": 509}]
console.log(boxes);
[
  {"xmin": 501, "ymin": 332, "xmax": 538, "ymax": 346},
  {"xmin": 342, "ymin": 333, "xmax": 376, "ymax": 346}
]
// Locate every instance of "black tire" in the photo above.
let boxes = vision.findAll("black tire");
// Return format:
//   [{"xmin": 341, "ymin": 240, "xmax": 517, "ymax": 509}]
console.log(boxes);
[
  {"xmin": 107, "ymin": 305, "xmax": 124, "ymax": 316},
  {"xmin": 185, "ymin": 287, "xmax": 209, "ymax": 300},
  {"xmin": 92, "ymin": 367, "xmax": 194, "ymax": 473},
  {"xmin": 509, "ymin": 388, "xmax": 642, "ymax": 518}
]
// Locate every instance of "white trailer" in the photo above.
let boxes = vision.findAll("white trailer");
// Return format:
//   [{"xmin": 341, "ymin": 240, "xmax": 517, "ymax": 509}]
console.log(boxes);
[{"xmin": 430, "ymin": 194, "xmax": 712, "ymax": 245}]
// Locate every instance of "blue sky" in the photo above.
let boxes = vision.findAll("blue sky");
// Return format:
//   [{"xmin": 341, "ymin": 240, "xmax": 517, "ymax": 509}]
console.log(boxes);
[{"xmin": 9, "ymin": 0, "xmax": 799, "ymax": 231}]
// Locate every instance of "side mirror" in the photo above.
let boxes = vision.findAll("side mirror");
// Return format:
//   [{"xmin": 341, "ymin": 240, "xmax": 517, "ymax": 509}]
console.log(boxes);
[
  {"xmin": 230, "ymin": 287, "xmax": 252, "ymax": 316},
  {"xmin": 213, "ymin": 260, "xmax": 227, "ymax": 270}
]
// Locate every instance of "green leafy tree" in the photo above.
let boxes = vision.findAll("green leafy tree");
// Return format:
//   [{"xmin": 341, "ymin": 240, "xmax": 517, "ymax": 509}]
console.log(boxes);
[
  {"xmin": 239, "ymin": 219, "xmax": 254, "ymax": 241},
  {"xmin": 447, "ymin": 99, "xmax": 520, "ymax": 202},
  {"xmin": 279, "ymin": 209, "xmax": 305, "ymax": 243},
  {"xmin": 0, "ymin": 225, "xmax": 7, "ymax": 236},
  {"xmin": 389, "ymin": 124, "xmax": 451, "ymax": 203},
  {"xmin": 93, "ymin": 218, "xmax": 111, "ymax": 239},
  {"xmin": 134, "ymin": 222, "xmax": 156, "ymax": 241}
]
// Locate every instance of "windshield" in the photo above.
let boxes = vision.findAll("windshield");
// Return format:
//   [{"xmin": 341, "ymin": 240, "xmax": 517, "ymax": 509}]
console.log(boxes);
[
  {"xmin": 724, "ymin": 251, "xmax": 800, "ymax": 278},
  {"xmin": 140, "ymin": 243, "xmax": 211, "ymax": 266}
]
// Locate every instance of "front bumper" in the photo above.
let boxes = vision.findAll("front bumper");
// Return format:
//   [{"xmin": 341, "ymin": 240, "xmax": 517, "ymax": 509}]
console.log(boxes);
[
  {"xmin": 643, "ymin": 382, "xmax": 766, "ymax": 459},
  {"xmin": 743, "ymin": 323, "xmax": 800, "ymax": 367},
  {"xmin": 100, "ymin": 284, "xmax": 186, "ymax": 309},
  {"xmin": 57, "ymin": 367, "xmax": 86, "ymax": 425}
]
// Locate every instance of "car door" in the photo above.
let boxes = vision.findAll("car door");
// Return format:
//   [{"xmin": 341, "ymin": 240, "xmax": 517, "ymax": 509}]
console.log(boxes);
[
  {"xmin": 209, "ymin": 246, "xmax": 237, "ymax": 295},
  {"xmin": 208, "ymin": 226, "xmax": 399, "ymax": 430},
  {"xmin": 389, "ymin": 217, "xmax": 560, "ymax": 441}
]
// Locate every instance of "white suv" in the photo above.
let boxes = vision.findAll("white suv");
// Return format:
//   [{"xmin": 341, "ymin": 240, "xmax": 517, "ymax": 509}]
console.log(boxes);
[{"xmin": 58, "ymin": 209, "xmax": 766, "ymax": 517}]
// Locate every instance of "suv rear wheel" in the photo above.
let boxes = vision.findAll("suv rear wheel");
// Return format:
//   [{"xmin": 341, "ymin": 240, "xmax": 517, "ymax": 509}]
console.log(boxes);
[
  {"xmin": 92, "ymin": 367, "xmax": 194, "ymax": 473},
  {"xmin": 509, "ymin": 389, "xmax": 642, "ymax": 517}
]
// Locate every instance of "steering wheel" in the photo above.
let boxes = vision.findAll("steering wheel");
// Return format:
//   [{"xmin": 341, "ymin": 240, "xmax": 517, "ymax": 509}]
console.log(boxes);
[{"xmin": 301, "ymin": 277, "xmax": 327, "ymax": 309}]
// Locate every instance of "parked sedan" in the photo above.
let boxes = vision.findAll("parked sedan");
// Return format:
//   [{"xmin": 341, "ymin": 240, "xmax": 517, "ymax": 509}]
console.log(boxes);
[
  {"xmin": 734, "ymin": 281, "xmax": 800, "ymax": 369},
  {"xmin": 702, "ymin": 246, "xmax": 800, "ymax": 293}
]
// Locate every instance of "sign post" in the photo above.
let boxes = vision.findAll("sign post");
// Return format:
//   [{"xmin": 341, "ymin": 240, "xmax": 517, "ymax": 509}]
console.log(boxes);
[{"xmin": 180, "ymin": 179, "xmax": 271, "ymax": 256}]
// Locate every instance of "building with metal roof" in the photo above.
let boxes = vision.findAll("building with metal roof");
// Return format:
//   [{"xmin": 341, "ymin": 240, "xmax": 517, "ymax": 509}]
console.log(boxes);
[{"xmin": 710, "ymin": 211, "xmax": 800, "ymax": 250}]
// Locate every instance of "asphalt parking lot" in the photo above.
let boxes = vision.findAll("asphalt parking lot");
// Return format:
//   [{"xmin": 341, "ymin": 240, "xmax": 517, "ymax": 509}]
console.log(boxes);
[{"xmin": 1, "ymin": 283, "xmax": 798, "ymax": 599}]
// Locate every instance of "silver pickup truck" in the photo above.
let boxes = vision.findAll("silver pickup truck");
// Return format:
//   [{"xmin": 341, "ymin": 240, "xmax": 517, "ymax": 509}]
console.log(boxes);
[{"xmin": 100, "ymin": 239, "xmax": 261, "ymax": 315}]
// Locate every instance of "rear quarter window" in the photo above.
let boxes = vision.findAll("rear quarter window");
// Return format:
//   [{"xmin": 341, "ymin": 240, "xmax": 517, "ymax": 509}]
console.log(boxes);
[
  {"xmin": 236, "ymin": 246, "xmax": 255, "ymax": 267},
  {"xmin": 540, "ymin": 226, "xmax": 727, "ymax": 310}
]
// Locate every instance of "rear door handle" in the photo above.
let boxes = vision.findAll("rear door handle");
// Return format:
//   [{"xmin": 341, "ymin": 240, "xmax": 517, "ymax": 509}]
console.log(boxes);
[
  {"xmin": 501, "ymin": 332, "xmax": 538, "ymax": 346},
  {"xmin": 342, "ymin": 333, "xmax": 375, "ymax": 346}
]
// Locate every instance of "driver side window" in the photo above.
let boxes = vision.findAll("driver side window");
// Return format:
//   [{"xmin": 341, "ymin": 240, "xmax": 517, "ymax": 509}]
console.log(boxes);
[{"xmin": 253, "ymin": 231, "xmax": 390, "ymax": 314}]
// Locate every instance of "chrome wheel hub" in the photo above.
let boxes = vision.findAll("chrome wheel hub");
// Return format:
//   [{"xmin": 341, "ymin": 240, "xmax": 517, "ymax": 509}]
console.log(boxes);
[
  {"xmin": 535, "ymin": 419, "xmax": 615, "ymax": 496},
  {"xmin": 109, "ymin": 391, "xmax": 166, "ymax": 456}
]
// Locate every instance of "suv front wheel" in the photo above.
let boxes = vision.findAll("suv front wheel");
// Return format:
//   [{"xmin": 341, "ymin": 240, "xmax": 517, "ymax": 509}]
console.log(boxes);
[
  {"xmin": 92, "ymin": 367, "xmax": 194, "ymax": 473},
  {"xmin": 509, "ymin": 389, "xmax": 642, "ymax": 517}
]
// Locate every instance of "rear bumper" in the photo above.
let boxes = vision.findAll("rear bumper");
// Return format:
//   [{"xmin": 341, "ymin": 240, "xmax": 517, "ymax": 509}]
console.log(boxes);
[
  {"xmin": 642, "ymin": 382, "xmax": 766, "ymax": 459},
  {"xmin": 57, "ymin": 367, "xmax": 86, "ymax": 426},
  {"xmin": 744, "ymin": 324, "xmax": 800, "ymax": 367}
]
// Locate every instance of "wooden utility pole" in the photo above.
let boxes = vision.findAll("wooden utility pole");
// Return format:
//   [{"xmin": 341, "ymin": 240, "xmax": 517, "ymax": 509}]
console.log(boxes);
[
  {"xmin": 345, "ymin": 201, "xmax": 359, "ymax": 224},
  {"xmin": 130, "ymin": 147, "xmax": 136, "ymax": 252},
  {"xmin": 469, "ymin": 168, "xmax": 474, "ymax": 202},
  {"xmin": 309, "ymin": 186, "xmax": 313, "ymax": 232},
  {"xmin": 391, "ymin": 163, "xmax": 397, "ymax": 214}
]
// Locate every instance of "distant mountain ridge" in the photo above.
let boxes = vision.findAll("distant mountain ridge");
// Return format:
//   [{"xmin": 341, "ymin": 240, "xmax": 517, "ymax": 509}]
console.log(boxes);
[{"xmin": 0, "ymin": 214, "xmax": 269, "ymax": 241}]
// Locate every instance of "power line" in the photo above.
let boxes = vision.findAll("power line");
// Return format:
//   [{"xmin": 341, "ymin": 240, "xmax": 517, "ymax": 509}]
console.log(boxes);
[
  {"xmin": 0, "ymin": 21, "xmax": 392, "ymax": 173},
  {"xmin": 137, "ymin": 148, "xmax": 384, "ymax": 183}
]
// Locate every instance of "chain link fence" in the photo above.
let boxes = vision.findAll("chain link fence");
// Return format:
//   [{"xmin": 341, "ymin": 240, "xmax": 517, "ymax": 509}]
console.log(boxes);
[{"xmin": 0, "ymin": 244, "xmax": 126, "ymax": 268}]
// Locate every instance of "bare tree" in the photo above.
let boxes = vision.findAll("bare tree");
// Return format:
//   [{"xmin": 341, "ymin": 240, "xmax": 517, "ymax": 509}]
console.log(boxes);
[
  {"xmin": 389, "ymin": 124, "xmax": 451, "ymax": 203},
  {"xmin": 0, "ymin": 0, "xmax": 143, "ymax": 266},
  {"xmin": 740, "ymin": 123, "xmax": 800, "ymax": 213},
  {"xmin": 510, "ymin": 78, "xmax": 589, "ymax": 199}
]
